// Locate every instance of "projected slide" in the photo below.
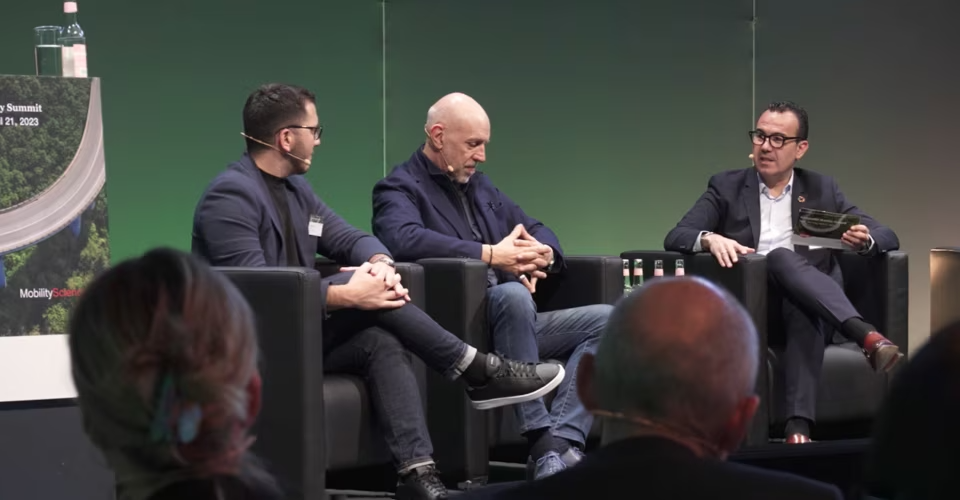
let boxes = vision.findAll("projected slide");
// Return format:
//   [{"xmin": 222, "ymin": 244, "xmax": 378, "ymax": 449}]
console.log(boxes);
[{"xmin": 0, "ymin": 76, "xmax": 109, "ymax": 402}]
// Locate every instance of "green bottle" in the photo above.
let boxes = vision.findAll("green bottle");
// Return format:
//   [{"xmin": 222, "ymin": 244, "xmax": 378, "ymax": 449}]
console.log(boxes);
[
  {"xmin": 622, "ymin": 259, "xmax": 631, "ymax": 296},
  {"xmin": 632, "ymin": 259, "xmax": 644, "ymax": 287}
]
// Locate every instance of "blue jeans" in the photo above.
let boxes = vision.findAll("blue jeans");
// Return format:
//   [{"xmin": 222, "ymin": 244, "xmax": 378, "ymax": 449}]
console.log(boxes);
[
  {"xmin": 323, "ymin": 272, "xmax": 473, "ymax": 472},
  {"xmin": 486, "ymin": 281, "xmax": 612, "ymax": 447}
]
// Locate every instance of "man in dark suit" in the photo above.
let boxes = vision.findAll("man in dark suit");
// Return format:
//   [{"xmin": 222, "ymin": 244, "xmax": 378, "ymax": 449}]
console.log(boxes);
[
  {"xmin": 192, "ymin": 83, "xmax": 565, "ymax": 500},
  {"xmin": 459, "ymin": 276, "xmax": 843, "ymax": 500},
  {"xmin": 371, "ymin": 93, "xmax": 613, "ymax": 480},
  {"xmin": 663, "ymin": 101, "xmax": 902, "ymax": 444}
]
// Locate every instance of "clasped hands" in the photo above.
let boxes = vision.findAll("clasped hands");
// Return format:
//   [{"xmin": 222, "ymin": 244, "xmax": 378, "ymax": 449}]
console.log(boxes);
[
  {"xmin": 487, "ymin": 224, "xmax": 554, "ymax": 294},
  {"xmin": 338, "ymin": 259, "xmax": 411, "ymax": 310}
]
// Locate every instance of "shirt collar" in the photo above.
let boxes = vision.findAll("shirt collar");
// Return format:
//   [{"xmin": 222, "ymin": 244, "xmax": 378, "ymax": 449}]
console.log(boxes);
[{"xmin": 758, "ymin": 170, "xmax": 794, "ymax": 198}]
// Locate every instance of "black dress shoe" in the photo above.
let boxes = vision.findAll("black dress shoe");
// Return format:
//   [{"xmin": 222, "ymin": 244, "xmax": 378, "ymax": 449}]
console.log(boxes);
[{"xmin": 397, "ymin": 465, "xmax": 449, "ymax": 500}]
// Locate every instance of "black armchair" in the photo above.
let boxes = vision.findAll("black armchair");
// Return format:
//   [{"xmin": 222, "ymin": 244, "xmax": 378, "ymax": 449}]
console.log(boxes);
[
  {"xmin": 216, "ymin": 261, "xmax": 428, "ymax": 500},
  {"xmin": 619, "ymin": 250, "xmax": 908, "ymax": 445},
  {"xmin": 416, "ymin": 256, "xmax": 623, "ymax": 485}
]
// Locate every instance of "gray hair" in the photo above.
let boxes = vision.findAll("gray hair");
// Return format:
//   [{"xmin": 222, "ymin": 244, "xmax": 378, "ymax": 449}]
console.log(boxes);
[{"xmin": 594, "ymin": 276, "xmax": 758, "ymax": 435}]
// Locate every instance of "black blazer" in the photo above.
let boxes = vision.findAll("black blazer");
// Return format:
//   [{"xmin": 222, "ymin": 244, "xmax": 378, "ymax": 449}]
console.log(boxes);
[
  {"xmin": 663, "ymin": 167, "xmax": 898, "ymax": 273},
  {"xmin": 192, "ymin": 153, "xmax": 391, "ymax": 316},
  {"xmin": 458, "ymin": 437, "xmax": 843, "ymax": 500}
]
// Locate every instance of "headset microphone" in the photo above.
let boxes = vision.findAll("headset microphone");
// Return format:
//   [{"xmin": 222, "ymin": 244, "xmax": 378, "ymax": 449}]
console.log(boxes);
[{"xmin": 240, "ymin": 132, "xmax": 311, "ymax": 165}]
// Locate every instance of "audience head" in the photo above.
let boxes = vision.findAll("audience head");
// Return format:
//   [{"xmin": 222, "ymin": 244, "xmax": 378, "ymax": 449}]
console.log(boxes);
[
  {"xmin": 751, "ymin": 100, "xmax": 809, "ymax": 179},
  {"xmin": 576, "ymin": 276, "xmax": 759, "ymax": 459},
  {"xmin": 423, "ymin": 92, "xmax": 490, "ymax": 184},
  {"xmin": 242, "ymin": 83, "xmax": 320, "ymax": 175},
  {"xmin": 69, "ymin": 248, "xmax": 271, "ymax": 499},
  {"xmin": 867, "ymin": 322, "xmax": 960, "ymax": 500}
]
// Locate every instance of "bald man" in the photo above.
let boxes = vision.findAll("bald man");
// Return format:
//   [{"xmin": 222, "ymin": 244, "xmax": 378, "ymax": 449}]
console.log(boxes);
[
  {"xmin": 372, "ymin": 93, "xmax": 613, "ymax": 480},
  {"xmin": 194, "ymin": 84, "xmax": 566, "ymax": 500},
  {"xmin": 459, "ymin": 277, "xmax": 843, "ymax": 500}
]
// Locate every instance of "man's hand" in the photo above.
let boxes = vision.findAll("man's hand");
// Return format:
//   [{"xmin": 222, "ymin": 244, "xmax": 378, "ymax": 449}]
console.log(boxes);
[
  {"xmin": 489, "ymin": 225, "xmax": 550, "ymax": 275},
  {"xmin": 841, "ymin": 224, "xmax": 871, "ymax": 251},
  {"xmin": 337, "ymin": 262, "xmax": 409, "ymax": 309},
  {"xmin": 702, "ymin": 233, "xmax": 755, "ymax": 268},
  {"xmin": 519, "ymin": 274, "xmax": 538, "ymax": 293},
  {"xmin": 513, "ymin": 240, "xmax": 549, "ymax": 279}
]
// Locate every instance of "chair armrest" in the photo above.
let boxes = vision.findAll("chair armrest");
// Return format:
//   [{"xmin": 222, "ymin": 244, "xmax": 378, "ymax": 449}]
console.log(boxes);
[
  {"xmin": 837, "ymin": 251, "xmax": 909, "ymax": 355},
  {"xmin": 215, "ymin": 266, "xmax": 325, "ymax": 498},
  {"xmin": 394, "ymin": 262, "xmax": 426, "ymax": 311},
  {"xmin": 534, "ymin": 255, "xmax": 623, "ymax": 312},
  {"xmin": 415, "ymin": 257, "xmax": 491, "ymax": 485},
  {"xmin": 416, "ymin": 258, "xmax": 490, "ymax": 350}
]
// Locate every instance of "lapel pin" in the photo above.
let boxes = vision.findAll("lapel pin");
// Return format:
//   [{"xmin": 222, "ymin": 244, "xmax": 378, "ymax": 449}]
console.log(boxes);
[{"xmin": 797, "ymin": 195, "xmax": 806, "ymax": 203}]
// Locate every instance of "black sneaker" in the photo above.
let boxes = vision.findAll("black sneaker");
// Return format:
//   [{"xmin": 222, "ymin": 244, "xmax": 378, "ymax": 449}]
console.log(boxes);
[
  {"xmin": 397, "ymin": 465, "xmax": 449, "ymax": 500},
  {"xmin": 466, "ymin": 354, "xmax": 564, "ymax": 410}
]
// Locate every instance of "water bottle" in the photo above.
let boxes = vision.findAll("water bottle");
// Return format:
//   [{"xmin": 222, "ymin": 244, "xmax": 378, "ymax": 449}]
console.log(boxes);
[
  {"xmin": 675, "ymin": 259, "xmax": 685, "ymax": 276},
  {"xmin": 654, "ymin": 259, "xmax": 664, "ymax": 278},
  {"xmin": 60, "ymin": 2, "xmax": 87, "ymax": 77},
  {"xmin": 632, "ymin": 259, "xmax": 644, "ymax": 287},
  {"xmin": 622, "ymin": 259, "xmax": 631, "ymax": 296}
]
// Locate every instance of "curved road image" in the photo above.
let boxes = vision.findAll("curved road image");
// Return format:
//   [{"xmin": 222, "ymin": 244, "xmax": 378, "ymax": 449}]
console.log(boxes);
[{"xmin": 0, "ymin": 78, "xmax": 105, "ymax": 256}]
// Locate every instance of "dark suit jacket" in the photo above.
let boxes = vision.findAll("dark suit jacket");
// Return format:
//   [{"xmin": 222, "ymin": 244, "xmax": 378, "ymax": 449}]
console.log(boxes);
[
  {"xmin": 664, "ymin": 167, "xmax": 898, "ymax": 273},
  {"xmin": 371, "ymin": 147, "xmax": 565, "ymax": 285},
  {"xmin": 458, "ymin": 437, "xmax": 843, "ymax": 500},
  {"xmin": 192, "ymin": 152, "xmax": 391, "ymax": 315}
]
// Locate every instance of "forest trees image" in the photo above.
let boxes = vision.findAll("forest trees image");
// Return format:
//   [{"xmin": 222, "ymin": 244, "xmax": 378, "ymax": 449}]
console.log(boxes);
[
  {"xmin": 0, "ymin": 76, "xmax": 109, "ymax": 336},
  {"xmin": 0, "ymin": 77, "xmax": 89, "ymax": 209}
]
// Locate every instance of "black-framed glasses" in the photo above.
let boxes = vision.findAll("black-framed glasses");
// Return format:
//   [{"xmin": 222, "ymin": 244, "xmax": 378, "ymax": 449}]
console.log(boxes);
[
  {"xmin": 748, "ymin": 130, "xmax": 802, "ymax": 149},
  {"xmin": 279, "ymin": 125, "xmax": 323, "ymax": 140}
]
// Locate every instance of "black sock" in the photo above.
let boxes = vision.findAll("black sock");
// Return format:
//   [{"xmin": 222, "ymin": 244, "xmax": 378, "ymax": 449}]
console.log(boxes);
[
  {"xmin": 841, "ymin": 317, "xmax": 876, "ymax": 346},
  {"xmin": 525, "ymin": 428, "xmax": 558, "ymax": 460},
  {"xmin": 785, "ymin": 417, "xmax": 811, "ymax": 437},
  {"xmin": 462, "ymin": 352, "xmax": 489, "ymax": 386}
]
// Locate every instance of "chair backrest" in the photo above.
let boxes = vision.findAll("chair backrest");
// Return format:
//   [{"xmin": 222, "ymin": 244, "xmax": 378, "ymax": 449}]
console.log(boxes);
[{"xmin": 216, "ymin": 266, "xmax": 325, "ymax": 500}]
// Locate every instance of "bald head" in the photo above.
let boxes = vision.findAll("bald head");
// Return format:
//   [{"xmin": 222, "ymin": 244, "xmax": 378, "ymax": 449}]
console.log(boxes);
[
  {"xmin": 422, "ymin": 93, "xmax": 491, "ymax": 183},
  {"xmin": 425, "ymin": 92, "xmax": 489, "ymax": 132},
  {"xmin": 592, "ymin": 277, "xmax": 758, "ymax": 435}
]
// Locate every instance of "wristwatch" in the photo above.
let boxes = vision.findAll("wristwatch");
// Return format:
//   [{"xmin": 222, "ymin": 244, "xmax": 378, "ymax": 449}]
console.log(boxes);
[{"xmin": 373, "ymin": 256, "xmax": 395, "ymax": 267}]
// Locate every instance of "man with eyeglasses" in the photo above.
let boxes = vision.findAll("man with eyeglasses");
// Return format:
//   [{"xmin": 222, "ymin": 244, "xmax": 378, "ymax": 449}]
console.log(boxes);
[
  {"xmin": 191, "ymin": 83, "xmax": 565, "ymax": 499},
  {"xmin": 664, "ymin": 101, "xmax": 902, "ymax": 445}
]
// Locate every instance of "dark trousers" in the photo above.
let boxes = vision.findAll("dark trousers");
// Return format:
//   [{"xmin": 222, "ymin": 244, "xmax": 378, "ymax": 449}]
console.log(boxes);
[
  {"xmin": 321, "ymin": 272, "xmax": 470, "ymax": 471},
  {"xmin": 766, "ymin": 248, "xmax": 861, "ymax": 423}
]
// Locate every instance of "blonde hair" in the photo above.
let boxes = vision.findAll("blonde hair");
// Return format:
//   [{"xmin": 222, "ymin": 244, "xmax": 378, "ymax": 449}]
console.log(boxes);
[{"xmin": 69, "ymin": 248, "xmax": 273, "ymax": 498}]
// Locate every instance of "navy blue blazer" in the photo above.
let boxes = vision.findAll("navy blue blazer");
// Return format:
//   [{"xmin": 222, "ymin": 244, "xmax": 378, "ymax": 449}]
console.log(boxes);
[
  {"xmin": 371, "ymin": 148, "xmax": 564, "ymax": 285},
  {"xmin": 192, "ymin": 153, "xmax": 391, "ymax": 313},
  {"xmin": 664, "ymin": 167, "xmax": 899, "ymax": 271}
]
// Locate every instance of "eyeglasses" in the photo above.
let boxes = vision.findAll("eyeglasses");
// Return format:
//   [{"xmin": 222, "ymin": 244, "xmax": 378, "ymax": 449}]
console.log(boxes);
[
  {"xmin": 748, "ymin": 130, "xmax": 802, "ymax": 149},
  {"xmin": 279, "ymin": 125, "xmax": 323, "ymax": 140}
]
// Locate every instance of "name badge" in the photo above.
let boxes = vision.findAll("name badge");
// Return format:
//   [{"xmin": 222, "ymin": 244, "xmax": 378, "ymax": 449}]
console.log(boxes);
[{"xmin": 308, "ymin": 214, "xmax": 323, "ymax": 237}]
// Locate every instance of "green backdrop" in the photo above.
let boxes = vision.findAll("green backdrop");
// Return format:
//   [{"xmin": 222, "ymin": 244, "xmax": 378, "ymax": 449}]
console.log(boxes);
[{"xmin": 4, "ymin": 0, "xmax": 959, "ymax": 349}]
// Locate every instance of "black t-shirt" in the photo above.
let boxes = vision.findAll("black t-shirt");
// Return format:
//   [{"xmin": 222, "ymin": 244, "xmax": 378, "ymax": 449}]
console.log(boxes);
[{"xmin": 260, "ymin": 169, "xmax": 302, "ymax": 267}]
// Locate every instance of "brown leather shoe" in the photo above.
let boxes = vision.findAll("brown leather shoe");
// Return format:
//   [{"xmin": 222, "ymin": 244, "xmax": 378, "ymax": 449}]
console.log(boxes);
[
  {"xmin": 785, "ymin": 433, "xmax": 813, "ymax": 444},
  {"xmin": 863, "ymin": 332, "xmax": 904, "ymax": 373}
]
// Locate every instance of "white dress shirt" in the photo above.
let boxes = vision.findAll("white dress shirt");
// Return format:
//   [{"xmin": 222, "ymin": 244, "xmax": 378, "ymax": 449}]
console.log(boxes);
[{"xmin": 756, "ymin": 172, "xmax": 795, "ymax": 255}]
